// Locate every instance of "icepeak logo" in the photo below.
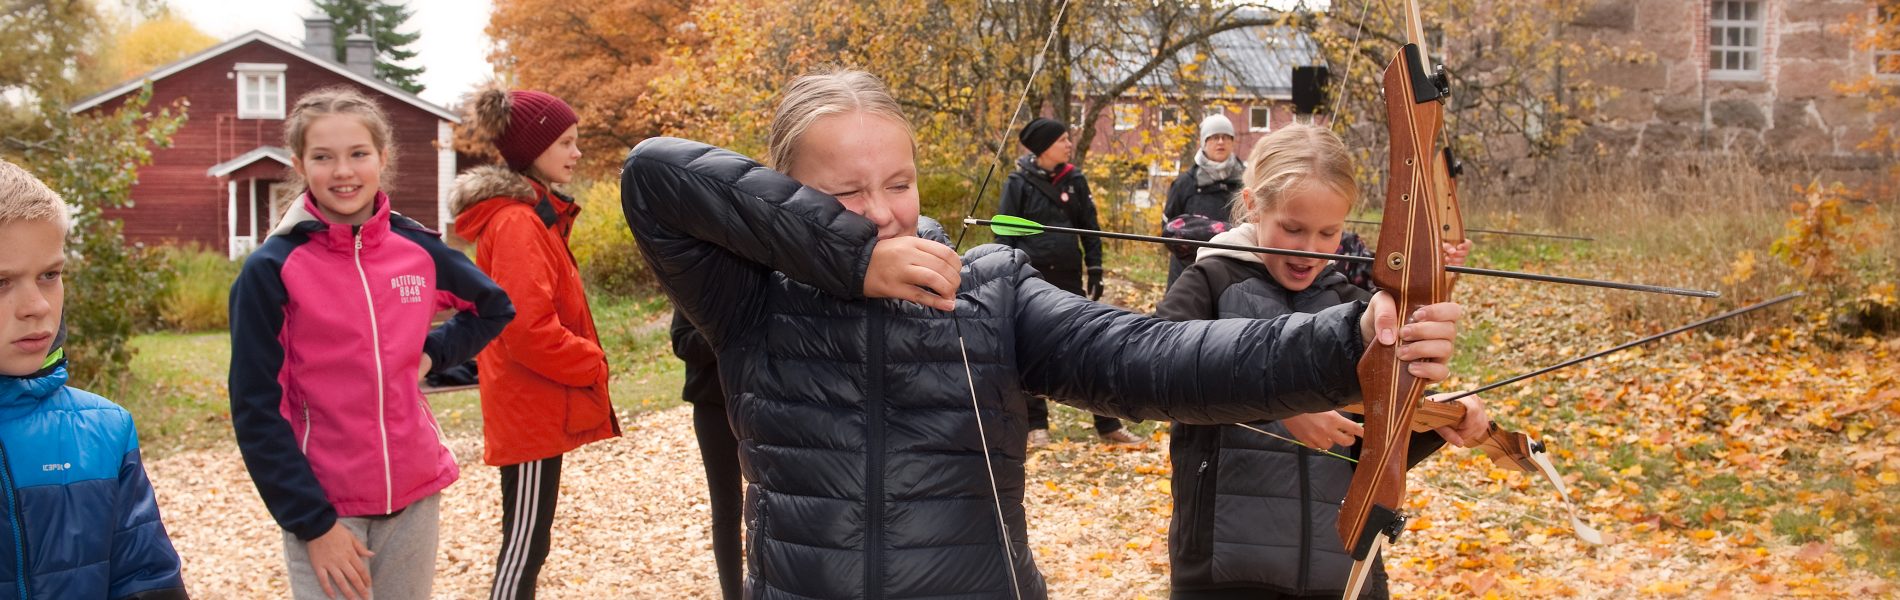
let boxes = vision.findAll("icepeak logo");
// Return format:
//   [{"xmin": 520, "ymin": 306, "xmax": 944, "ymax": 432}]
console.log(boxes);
[{"xmin": 391, "ymin": 274, "xmax": 427, "ymax": 304}]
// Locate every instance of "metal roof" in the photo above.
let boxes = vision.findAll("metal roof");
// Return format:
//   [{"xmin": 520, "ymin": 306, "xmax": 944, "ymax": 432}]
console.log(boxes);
[{"xmin": 1086, "ymin": 25, "xmax": 1323, "ymax": 100}]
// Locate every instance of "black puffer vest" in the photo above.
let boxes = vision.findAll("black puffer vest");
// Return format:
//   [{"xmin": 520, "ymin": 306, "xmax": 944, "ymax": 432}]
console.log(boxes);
[
  {"xmin": 1156, "ymin": 246, "xmax": 1446, "ymax": 599},
  {"xmin": 622, "ymin": 138, "xmax": 1372, "ymax": 599}
]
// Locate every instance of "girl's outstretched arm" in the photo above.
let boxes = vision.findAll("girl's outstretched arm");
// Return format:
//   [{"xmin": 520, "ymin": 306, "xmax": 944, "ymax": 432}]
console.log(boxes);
[{"xmin": 1011, "ymin": 254, "xmax": 1367, "ymax": 425}]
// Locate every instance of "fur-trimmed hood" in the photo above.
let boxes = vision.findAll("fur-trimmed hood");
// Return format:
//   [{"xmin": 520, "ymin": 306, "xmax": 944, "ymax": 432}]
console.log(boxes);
[{"xmin": 449, "ymin": 164, "xmax": 535, "ymax": 217}]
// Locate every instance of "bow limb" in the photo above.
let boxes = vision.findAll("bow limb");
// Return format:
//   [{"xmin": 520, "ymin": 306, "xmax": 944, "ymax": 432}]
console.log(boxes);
[
  {"xmin": 1338, "ymin": 39, "xmax": 1451, "ymax": 600},
  {"xmin": 1339, "ymin": 1, "xmax": 1453, "ymax": 593},
  {"xmin": 1338, "ymin": 398, "xmax": 1604, "ymax": 545}
]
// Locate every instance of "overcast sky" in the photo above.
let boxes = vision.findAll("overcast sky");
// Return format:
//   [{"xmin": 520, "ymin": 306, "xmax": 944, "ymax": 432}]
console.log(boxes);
[{"xmin": 165, "ymin": 0, "xmax": 494, "ymax": 106}]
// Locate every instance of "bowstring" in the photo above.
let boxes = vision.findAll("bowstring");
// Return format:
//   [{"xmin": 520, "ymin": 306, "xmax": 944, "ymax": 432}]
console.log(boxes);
[
  {"xmin": 1330, "ymin": 0, "xmax": 1380, "ymax": 135},
  {"xmin": 949, "ymin": 2, "xmax": 1073, "ymax": 597}
]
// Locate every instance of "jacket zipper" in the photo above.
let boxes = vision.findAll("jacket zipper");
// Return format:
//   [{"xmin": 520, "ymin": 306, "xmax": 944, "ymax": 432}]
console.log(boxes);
[
  {"xmin": 352, "ymin": 227, "xmax": 393, "ymax": 513},
  {"xmin": 300, "ymin": 390, "xmax": 313, "ymax": 452},
  {"xmin": 1192, "ymin": 456, "xmax": 1213, "ymax": 558},
  {"xmin": 864, "ymin": 307, "xmax": 886, "ymax": 599},
  {"xmin": 0, "ymin": 439, "xmax": 28, "ymax": 598}
]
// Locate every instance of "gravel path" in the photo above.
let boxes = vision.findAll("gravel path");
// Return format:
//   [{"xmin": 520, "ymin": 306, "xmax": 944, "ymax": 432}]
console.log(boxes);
[
  {"xmin": 153, "ymin": 400, "xmax": 1899, "ymax": 598},
  {"xmin": 155, "ymin": 406, "xmax": 728, "ymax": 598},
  {"xmin": 155, "ymin": 405, "xmax": 1176, "ymax": 599}
]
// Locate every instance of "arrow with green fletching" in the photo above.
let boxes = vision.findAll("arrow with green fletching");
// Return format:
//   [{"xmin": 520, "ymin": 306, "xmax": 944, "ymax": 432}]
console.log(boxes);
[{"xmin": 967, "ymin": 215, "xmax": 1718, "ymax": 298}]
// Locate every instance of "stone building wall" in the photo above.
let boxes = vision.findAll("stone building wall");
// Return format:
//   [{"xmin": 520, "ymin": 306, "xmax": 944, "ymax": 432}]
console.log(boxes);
[{"xmin": 1571, "ymin": 0, "xmax": 1893, "ymax": 166}]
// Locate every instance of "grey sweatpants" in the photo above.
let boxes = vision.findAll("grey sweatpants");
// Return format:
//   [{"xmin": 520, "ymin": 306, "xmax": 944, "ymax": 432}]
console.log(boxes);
[{"xmin": 283, "ymin": 493, "xmax": 441, "ymax": 600}]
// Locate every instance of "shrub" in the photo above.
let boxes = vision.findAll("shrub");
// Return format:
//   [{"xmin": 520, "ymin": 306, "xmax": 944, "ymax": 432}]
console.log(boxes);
[
  {"xmin": 155, "ymin": 246, "xmax": 239, "ymax": 332},
  {"xmin": 1770, "ymin": 183, "xmax": 1899, "ymax": 336},
  {"xmin": 568, "ymin": 180, "xmax": 655, "ymax": 296},
  {"xmin": 27, "ymin": 84, "xmax": 185, "ymax": 391}
]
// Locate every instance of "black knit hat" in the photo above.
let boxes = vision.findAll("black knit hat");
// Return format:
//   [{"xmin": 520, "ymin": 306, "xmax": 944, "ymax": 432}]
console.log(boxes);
[{"xmin": 1019, "ymin": 117, "xmax": 1068, "ymax": 156}]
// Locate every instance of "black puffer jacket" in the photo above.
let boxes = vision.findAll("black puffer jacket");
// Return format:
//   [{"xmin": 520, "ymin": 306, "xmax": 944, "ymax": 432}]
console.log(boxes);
[
  {"xmin": 622, "ymin": 138, "xmax": 1372, "ymax": 600},
  {"xmin": 996, "ymin": 155, "xmax": 1101, "ymax": 279},
  {"xmin": 1155, "ymin": 226, "xmax": 1446, "ymax": 599},
  {"xmin": 1162, "ymin": 164, "xmax": 1243, "ymax": 286}
]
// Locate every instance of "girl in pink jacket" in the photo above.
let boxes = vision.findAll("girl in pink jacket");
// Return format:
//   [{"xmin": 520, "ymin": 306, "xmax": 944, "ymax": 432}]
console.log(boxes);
[{"xmin": 228, "ymin": 87, "xmax": 513, "ymax": 600}]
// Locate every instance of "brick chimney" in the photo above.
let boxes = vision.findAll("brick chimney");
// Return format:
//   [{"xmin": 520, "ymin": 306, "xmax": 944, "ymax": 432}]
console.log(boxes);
[
  {"xmin": 343, "ymin": 33, "xmax": 376, "ymax": 79},
  {"xmin": 302, "ymin": 15, "xmax": 335, "ymax": 60}
]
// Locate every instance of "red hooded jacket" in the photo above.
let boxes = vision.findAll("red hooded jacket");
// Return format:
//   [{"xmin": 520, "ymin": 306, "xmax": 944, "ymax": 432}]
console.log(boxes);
[{"xmin": 451, "ymin": 166, "xmax": 619, "ymax": 466}]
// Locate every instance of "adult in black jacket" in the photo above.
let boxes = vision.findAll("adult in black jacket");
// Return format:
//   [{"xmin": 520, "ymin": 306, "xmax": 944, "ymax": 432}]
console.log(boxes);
[
  {"xmin": 1162, "ymin": 114, "xmax": 1245, "ymax": 287},
  {"xmin": 995, "ymin": 117, "xmax": 1135, "ymax": 444}
]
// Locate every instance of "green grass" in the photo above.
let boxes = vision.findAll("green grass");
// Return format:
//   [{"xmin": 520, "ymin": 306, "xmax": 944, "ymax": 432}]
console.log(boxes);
[
  {"xmin": 119, "ymin": 288, "xmax": 684, "ymax": 457},
  {"xmin": 592, "ymin": 290, "xmax": 689, "ymax": 413},
  {"xmin": 121, "ymin": 332, "xmax": 233, "ymax": 456}
]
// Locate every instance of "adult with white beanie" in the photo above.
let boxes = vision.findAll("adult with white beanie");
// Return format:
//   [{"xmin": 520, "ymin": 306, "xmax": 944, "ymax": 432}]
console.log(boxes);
[{"xmin": 1162, "ymin": 113, "xmax": 1246, "ymax": 287}]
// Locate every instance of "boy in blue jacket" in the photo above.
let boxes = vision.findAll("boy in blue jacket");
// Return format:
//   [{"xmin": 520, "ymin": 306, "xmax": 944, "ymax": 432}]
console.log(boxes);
[{"xmin": 0, "ymin": 159, "xmax": 188, "ymax": 599}]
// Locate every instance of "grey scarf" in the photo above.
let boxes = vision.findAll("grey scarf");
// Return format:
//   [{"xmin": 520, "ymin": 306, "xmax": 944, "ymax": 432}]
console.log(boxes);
[{"xmin": 1194, "ymin": 149, "xmax": 1243, "ymax": 187}]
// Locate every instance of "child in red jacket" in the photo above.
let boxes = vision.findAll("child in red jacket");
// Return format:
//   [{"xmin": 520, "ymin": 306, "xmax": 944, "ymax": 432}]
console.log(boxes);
[{"xmin": 451, "ymin": 86, "xmax": 621, "ymax": 600}]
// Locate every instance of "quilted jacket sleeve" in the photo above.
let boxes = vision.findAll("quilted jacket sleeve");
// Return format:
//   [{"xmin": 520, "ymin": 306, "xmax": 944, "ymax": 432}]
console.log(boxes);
[
  {"xmin": 108, "ymin": 424, "xmax": 188, "ymax": 600},
  {"xmin": 619, "ymin": 138, "xmax": 881, "ymax": 347},
  {"xmin": 1012, "ymin": 256, "xmax": 1367, "ymax": 425}
]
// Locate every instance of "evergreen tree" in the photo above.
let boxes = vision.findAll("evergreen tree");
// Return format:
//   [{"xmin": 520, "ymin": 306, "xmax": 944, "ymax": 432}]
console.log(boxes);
[{"xmin": 314, "ymin": 0, "xmax": 426, "ymax": 94}]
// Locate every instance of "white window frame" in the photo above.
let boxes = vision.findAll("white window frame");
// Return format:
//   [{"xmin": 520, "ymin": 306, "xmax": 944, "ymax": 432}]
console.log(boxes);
[
  {"xmin": 1149, "ymin": 159, "xmax": 1181, "ymax": 179},
  {"xmin": 1069, "ymin": 101, "xmax": 1085, "ymax": 128},
  {"xmin": 1113, "ymin": 103, "xmax": 1141, "ymax": 131},
  {"xmin": 1158, "ymin": 106, "xmax": 1183, "ymax": 129},
  {"xmin": 1708, "ymin": 0, "xmax": 1764, "ymax": 81},
  {"xmin": 235, "ymin": 63, "xmax": 287, "ymax": 119},
  {"xmin": 1878, "ymin": 2, "xmax": 1900, "ymax": 79},
  {"xmin": 1249, "ymin": 106, "xmax": 1272, "ymax": 132}
]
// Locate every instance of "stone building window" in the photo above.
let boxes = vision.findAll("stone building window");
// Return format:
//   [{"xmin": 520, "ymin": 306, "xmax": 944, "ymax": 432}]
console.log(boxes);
[
  {"xmin": 1878, "ymin": 1, "xmax": 1900, "ymax": 77},
  {"xmin": 1709, "ymin": 0, "xmax": 1764, "ymax": 80}
]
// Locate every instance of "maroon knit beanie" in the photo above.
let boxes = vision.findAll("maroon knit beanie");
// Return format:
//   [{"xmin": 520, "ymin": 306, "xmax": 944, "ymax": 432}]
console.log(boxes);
[{"xmin": 496, "ymin": 90, "xmax": 578, "ymax": 172}]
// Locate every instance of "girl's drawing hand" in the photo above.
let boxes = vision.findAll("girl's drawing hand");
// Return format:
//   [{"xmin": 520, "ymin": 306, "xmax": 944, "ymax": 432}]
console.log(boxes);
[{"xmin": 864, "ymin": 236, "xmax": 961, "ymax": 312}]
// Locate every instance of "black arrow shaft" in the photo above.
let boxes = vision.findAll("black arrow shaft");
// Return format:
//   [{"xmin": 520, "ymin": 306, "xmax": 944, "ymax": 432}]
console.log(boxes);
[
  {"xmin": 1346, "ymin": 219, "xmax": 1595, "ymax": 241},
  {"xmin": 1437, "ymin": 292, "xmax": 1802, "ymax": 402},
  {"xmin": 967, "ymin": 219, "xmax": 1718, "ymax": 298}
]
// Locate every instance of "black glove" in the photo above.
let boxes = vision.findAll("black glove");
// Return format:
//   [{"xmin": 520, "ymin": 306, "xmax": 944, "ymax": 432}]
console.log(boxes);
[{"xmin": 1086, "ymin": 266, "xmax": 1104, "ymax": 301}]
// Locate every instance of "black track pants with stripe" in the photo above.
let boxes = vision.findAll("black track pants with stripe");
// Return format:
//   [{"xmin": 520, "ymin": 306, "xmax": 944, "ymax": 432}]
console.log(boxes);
[{"xmin": 490, "ymin": 455, "xmax": 562, "ymax": 600}]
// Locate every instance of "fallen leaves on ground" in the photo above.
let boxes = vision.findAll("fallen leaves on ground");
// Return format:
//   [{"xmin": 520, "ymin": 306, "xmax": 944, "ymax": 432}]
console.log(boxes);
[{"xmin": 154, "ymin": 252, "xmax": 1899, "ymax": 598}]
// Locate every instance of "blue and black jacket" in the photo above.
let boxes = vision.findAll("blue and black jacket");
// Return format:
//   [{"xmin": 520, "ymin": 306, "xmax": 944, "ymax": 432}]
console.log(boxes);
[{"xmin": 0, "ymin": 346, "xmax": 187, "ymax": 599}]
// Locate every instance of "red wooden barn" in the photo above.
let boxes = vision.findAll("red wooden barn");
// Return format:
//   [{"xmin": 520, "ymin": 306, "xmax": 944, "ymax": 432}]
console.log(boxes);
[{"xmin": 69, "ymin": 19, "xmax": 461, "ymax": 258}]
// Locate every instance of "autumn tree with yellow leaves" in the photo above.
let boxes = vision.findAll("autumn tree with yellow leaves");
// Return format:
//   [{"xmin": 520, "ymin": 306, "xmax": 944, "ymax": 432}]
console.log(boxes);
[{"xmin": 484, "ymin": 0, "xmax": 698, "ymax": 174}]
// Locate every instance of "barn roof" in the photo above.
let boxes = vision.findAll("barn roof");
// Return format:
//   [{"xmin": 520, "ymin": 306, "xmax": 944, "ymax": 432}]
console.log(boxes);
[{"xmin": 70, "ymin": 30, "xmax": 458, "ymax": 122}]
